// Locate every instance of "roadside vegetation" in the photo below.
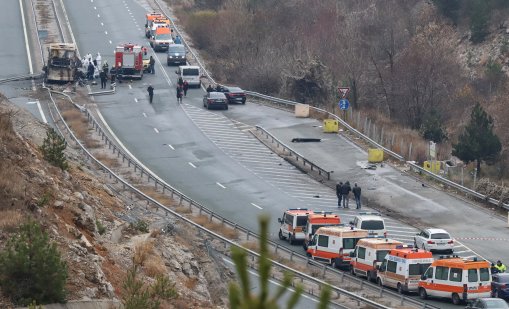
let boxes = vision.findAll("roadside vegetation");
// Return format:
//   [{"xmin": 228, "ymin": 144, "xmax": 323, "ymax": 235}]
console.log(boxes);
[{"xmin": 170, "ymin": 0, "xmax": 509, "ymax": 184}]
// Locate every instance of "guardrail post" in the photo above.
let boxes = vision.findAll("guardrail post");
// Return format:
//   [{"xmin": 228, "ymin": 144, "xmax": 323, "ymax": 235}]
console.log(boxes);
[
  {"xmin": 290, "ymin": 251, "xmax": 294, "ymax": 261},
  {"xmin": 209, "ymin": 212, "xmax": 213, "ymax": 222},
  {"xmin": 341, "ymin": 271, "xmax": 345, "ymax": 282},
  {"xmin": 322, "ymin": 265, "xmax": 326, "ymax": 277},
  {"xmin": 400, "ymin": 295, "xmax": 404, "ymax": 306},
  {"xmin": 274, "ymin": 244, "xmax": 278, "ymax": 254},
  {"xmin": 379, "ymin": 286, "xmax": 383, "ymax": 297},
  {"xmin": 154, "ymin": 179, "xmax": 158, "ymax": 190},
  {"xmin": 179, "ymin": 195, "xmax": 183, "ymax": 206},
  {"xmin": 246, "ymin": 230, "xmax": 250, "ymax": 240},
  {"xmin": 360, "ymin": 280, "xmax": 364, "ymax": 289},
  {"xmin": 199, "ymin": 205, "xmax": 203, "ymax": 215}
]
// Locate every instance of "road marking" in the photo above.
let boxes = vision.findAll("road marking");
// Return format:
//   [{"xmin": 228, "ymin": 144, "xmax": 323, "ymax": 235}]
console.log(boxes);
[
  {"xmin": 27, "ymin": 100, "xmax": 47, "ymax": 123},
  {"xmin": 216, "ymin": 182, "xmax": 226, "ymax": 189},
  {"xmin": 94, "ymin": 6, "xmax": 96, "ymax": 9},
  {"xmin": 19, "ymin": 0, "xmax": 33, "ymax": 75},
  {"xmin": 453, "ymin": 250, "xmax": 470, "ymax": 254},
  {"xmin": 188, "ymin": 162, "xmax": 196, "ymax": 168},
  {"xmin": 153, "ymin": 128, "xmax": 159, "ymax": 133},
  {"xmin": 97, "ymin": 14, "xmax": 100, "ymax": 18},
  {"xmin": 128, "ymin": 84, "xmax": 132, "ymax": 89},
  {"xmin": 142, "ymin": 112, "xmax": 147, "ymax": 117},
  {"xmin": 168, "ymin": 144, "xmax": 175, "ymax": 150},
  {"xmin": 100, "ymin": 22, "xmax": 104, "ymax": 26},
  {"xmin": 134, "ymin": 98, "xmax": 138, "ymax": 103},
  {"xmin": 250, "ymin": 203, "xmax": 263, "ymax": 210},
  {"xmin": 109, "ymin": 40, "xmax": 112, "ymax": 44},
  {"xmin": 104, "ymin": 31, "xmax": 108, "ymax": 35}
]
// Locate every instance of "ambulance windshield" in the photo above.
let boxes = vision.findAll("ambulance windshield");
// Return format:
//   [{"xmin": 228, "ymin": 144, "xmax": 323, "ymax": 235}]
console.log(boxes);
[
  {"xmin": 296, "ymin": 216, "xmax": 308, "ymax": 227},
  {"xmin": 376, "ymin": 250, "xmax": 389, "ymax": 262},
  {"xmin": 361, "ymin": 220, "xmax": 384, "ymax": 230}
]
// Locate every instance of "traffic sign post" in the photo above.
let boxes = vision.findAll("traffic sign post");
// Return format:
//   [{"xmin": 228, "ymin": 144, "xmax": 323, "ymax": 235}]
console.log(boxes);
[
  {"xmin": 338, "ymin": 87, "xmax": 350, "ymax": 98},
  {"xmin": 338, "ymin": 99, "xmax": 349, "ymax": 110}
]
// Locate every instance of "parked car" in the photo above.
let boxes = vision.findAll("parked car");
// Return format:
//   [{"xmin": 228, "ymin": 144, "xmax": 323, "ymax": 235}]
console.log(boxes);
[
  {"xmin": 492, "ymin": 273, "xmax": 509, "ymax": 300},
  {"xmin": 414, "ymin": 228, "xmax": 454, "ymax": 253},
  {"xmin": 216, "ymin": 86, "xmax": 246, "ymax": 104},
  {"xmin": 465, "ymin": 298, "xmax": 509, "ymax": 309},
  {"xmin": 167, "ymin": 44, "xmax": 186, "ymax": 66},
  {"xmin": 203, "ymin": 92, "xmax": 228, "ymax": 110}
]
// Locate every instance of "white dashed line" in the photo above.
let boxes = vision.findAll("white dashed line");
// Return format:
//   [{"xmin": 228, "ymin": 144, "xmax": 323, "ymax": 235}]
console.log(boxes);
[
  {"xmin": 168, "ymin": 144, "xmax": 174, "ymax": 150},
  {"xmin": 251, "ymin": 203, "xmax": 263, "ymax": 210},
  {"xmin": 188, "ymin": 162, "xmax": 197, "ymax": 168},
  {"xmin": 142, "ymin": 112, "xmax": 146, "ymax": 117},
  {"xmin": 100, "ymin": 22, "xmax": 104, "ymax": 26},
  {"xmin": 216, "ymin": 182, "xmax": 226, "ymax": 189},
  {"xmin": 109, "ymin": 40, "xmax": 112, "ymax": 44},
  {"xmin": 93, "ymin": 6, "xmax": 96, "ymax": 9},
  {"xmin": 97, "ymin": 14, "xmax": 100, "ymax": 18},
  {"xmin": 153, "ymin": 128, "xmax": 159, "ymax": 133},
  {"xmin": 134, "ymin": 98, "xmax": 138, "ymax": 103},
  {"xmin": 104, "ymin": 31, "xmax": 108, "ymax": 35},
  {"xmin": 128, "ymin": 84, "xmax": 132, "ymax": 89}
]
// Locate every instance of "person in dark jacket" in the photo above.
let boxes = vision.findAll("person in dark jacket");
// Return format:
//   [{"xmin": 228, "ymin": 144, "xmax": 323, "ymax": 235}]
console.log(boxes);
[
  {"xmin": 183, "ymin": 80, "xmax": 189, "ymax": 97},
  {"xmin": 336, "ymin": 182, "xmax": 343, "ymax": 208},
  {"xmin": 206, "ymin": 84, "xmax": 213, "ymax": 93},
  {"xmin": 176, "ymin": 86, "xmax": 183, "ymax": 103},
  {"xmin": 352, "ymin": 183, "xmax": 362, "ymax": 209},
  {"xmin": 177, "ymin": 77, "xmax": 184, "ymax": 88},
  {"xmin": 147, "ymin": 84, "xmax": 154, "ymax": 103},
  {"xmin": 149, "ymin": 56, "xmax": 155, "ymax": 74},
  {"xmin": 341, "ymin": 181, "xmax": 352, "ymax": 208},
  {"xmin": 87, "ymin": 62, "xmax": 95, "ymax": 80},
  {"xmin": 99, "ymin": 70, "xmax": 107, "ymax": 89}
]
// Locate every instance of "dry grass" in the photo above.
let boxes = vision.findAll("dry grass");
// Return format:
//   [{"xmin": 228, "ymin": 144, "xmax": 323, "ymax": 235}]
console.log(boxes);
[
  {"xmin": 0, "ymin": 210, "xmax": 25, "ymax": 232},
  {"xmin": 174, "ymin": 205, "xmax": 192, "ymax": 214},
  {"xmin": 239, "ymin": 241, "xmax": 259, "ymax": 252},
  {"xmin": 193, "ymin": 215, "xmax": 239, "ymax": 239},
  {"xmin": 133, "ymin": 240, "xmax": 154, "ymax": 266},
  {"xmin": 150, "ymin": 229, "xmax": 162, "ymax": 238},
  {"xmin": 94, "ymin": 153, "xmax": 121, "ymax": 168},
  {"xmin": 138, "ymin": 186, "xmax": 176, "ymax": 207},
  {"xmin": 184, "ymin": 277, "xmax": 198, "ymax": 289},
  {"xmin": 84, "ymin": 137, "xmax": 102, "ymax": 149},
  {"xmin": 0, "ymin": 161, "xmax": 24, "ymax": 205},
  {"xmin": 144, "ymin": 255, "xmax": 166, "ymax": 277},
  {"xmin": 62, "ymin": 109, "xmax": 88, "ymax": 140}
]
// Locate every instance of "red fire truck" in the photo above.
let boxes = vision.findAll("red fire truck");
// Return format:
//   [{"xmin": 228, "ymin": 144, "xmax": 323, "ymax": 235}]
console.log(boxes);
[{"xmin": 112, "ymin": 43, "xmax": 144, "ymax": 80}]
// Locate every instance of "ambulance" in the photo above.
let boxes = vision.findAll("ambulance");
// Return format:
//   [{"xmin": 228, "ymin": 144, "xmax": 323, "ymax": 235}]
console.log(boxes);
[
  {"xmin": 350, "ymin": 238, "xmax": 403, "ymax": 281},
  {"xmin": 302, "ymin": 212, "xmax": 341, "ymax": 250},
  {"xmin": 278, "ymin": 208, "xmax": 311, "ymax": 245},
  {"xmin": 306, "ymin": 226, "xmax": 369, "ymax": 269},
  {"xmin": 376, "ymin": 245, "xmax": 433, "ymax": 294},
  {"xmin": 418, "ymin": 256, "xmax": 492, "ymax": 305},
  {"xmin": 149, "ymin": 25, "xmax": 173, "ymax": 52},
  {"xmin": 145, "ymin": 12, "xmax": 165, "ymax": 37}
]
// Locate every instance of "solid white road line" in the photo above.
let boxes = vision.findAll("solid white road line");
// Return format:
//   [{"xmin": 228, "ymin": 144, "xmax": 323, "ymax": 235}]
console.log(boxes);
[
  {"xmin": 168, "ymin": 144, "xmax": 175, "ymax": 150},
  {"xmin": 134, "ymin": 98, "xmax": 138, "ymax": 103},
  {"xmin": 188, "ymin": 162, "xmax": 196, "ymax": 168},
  {"xmin": 128, "ymin": 84, "xmax": 132, "ymax": 89},
  {"xmin": 153, "ymin": 128, "xmax": 159, "ymax": 133},
  {"xmin": 19, "ymin": 0, "xmax": 33, "ymax": 74},
  {"xmin": 142, "ymin": 112, "xmax": 147, "ymax": 117},
  {"xmin": 27, "ymin": 101, "xmax": 47, "ymax": 123},
  {"xmin": 250, "ymin": 203, "xmax": 263, "ymax": 210},
  {"xmin": 216, "ymin": 182, "xmax": 226, "ymax": 189}
]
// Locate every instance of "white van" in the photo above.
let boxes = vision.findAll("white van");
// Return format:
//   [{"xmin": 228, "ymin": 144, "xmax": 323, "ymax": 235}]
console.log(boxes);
[
  {"xmin": 349, "ymin": 212, "xmax": 386, "ymax": 237},
  {"xmin": 176, "ymin": 65, "xmax": 201, "ymax": 88}
]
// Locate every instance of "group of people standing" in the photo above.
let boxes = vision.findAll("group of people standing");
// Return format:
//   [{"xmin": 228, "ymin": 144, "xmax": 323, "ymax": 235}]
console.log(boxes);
[
  {"xmin": 336, "ymin": 181, "xmax": 362, "ymax": 209},
  {"xmin": 146, "ymin": 77, "xmax": 189, "ymax": 104},
  {"xmin": 82, "ymin": 52, "xmax": 114, "ymax": 89}
]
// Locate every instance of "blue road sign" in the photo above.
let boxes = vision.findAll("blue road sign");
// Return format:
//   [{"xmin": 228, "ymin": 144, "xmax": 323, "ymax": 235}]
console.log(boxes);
[{"xmin": 339, "ymin": 99, "xmax": 350, "ymax": 110}]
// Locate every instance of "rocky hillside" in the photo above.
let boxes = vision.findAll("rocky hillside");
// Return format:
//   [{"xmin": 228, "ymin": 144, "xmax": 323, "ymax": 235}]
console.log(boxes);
[{"xmin": 0, "ymin": 93, "xmax": 231, "ymax": 308}]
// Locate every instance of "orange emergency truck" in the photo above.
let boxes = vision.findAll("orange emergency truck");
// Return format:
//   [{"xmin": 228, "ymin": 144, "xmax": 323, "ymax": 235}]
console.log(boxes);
[
  {"xmin": 350, "ymin": 238, "xmax": 403, "ymax": 281},
  {"xmin": 145, "ymin": 12, "xmax": 165, "ymax": 37},
  {"xmin": 149, "ymin": 25, "xmax": 173, "ymax": 52},
  {"xmin": 302, "ymin": 212, "xmax": 341, "ymax": 250},
  {"xmin": 418, "ymin": 257, "xmax": 492, "ymax": 305},
  {"xmin": 376, "ymin": 246, "xmax": 434, "ymax": 294},
  {"xmin": 306, "ymin": 226, "xmax": 369, "ymax": 269}
]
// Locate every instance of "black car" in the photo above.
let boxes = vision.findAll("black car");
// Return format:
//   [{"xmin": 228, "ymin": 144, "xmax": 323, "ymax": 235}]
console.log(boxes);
[
  {"xmin": 167, "ymin": 44, "xmax": 187, "ymax": 66},
  {"xmin": 203, "ymin": 92, "xmax": 228, "ymax": 110},
  {"xmin": 492, "ymin": 273, "xmax": 509, "ymax": 300},
  {"xmin": 216, "ymin": 86, "xmax": 246, "ymax": 104}
]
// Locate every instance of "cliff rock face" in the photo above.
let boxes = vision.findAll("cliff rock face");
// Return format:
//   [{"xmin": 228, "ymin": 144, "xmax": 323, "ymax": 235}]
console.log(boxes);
[{"xmin": 0, "ymin": 94, "xmax": 231, "ymax": 308}]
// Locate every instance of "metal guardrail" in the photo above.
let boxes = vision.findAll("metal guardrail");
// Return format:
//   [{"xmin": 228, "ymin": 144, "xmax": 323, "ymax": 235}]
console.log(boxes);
[
  {"xmin": 0, "ymin": 73, "xmax": 43, "ymax": 84},
  {"xmin": 255, "ymin": 126, "xmax": 331, "ymax": 180}
]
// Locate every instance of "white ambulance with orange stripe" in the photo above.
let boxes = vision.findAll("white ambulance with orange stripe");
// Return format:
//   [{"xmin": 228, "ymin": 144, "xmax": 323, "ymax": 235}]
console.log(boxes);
[
  {"xmin": 376, "ymin": 246, "xmax": 434, "ymax": 294},
  {"xmin": 278, "ymin": 208, "xmax": 310, "ymax": 245},
  {"xmin": 418, "ymin": 257, "xmax": 492, "ymax": 305},
  {"xmin": 350, "ymin": 238, "xmax": 403, "ymax": 281},
  {"xmin": 302, "ymin": 212, "xmax": 341, "ymax": 250},
  {"xmin": 306, "ymin": 226, "xmax": 369, "ymax": 269}
]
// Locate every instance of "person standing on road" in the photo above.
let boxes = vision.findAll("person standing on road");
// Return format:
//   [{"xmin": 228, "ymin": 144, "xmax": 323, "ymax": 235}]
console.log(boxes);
[
  {"xmin": 336, "ymin": 182, "xmax": 343, "ymax": 208},
  {"xmin": 87, "ymin": 62, "xmax": 95, "ymax": 80},
  {"xmin": 495, "ymin": 260, "xmax": 507, "ymax": 273},
  {"xmin": 177, "ymin": 77, "xmax": 184, "ymax": 88},
  {"xmin": 353, "ymin": 183, "xmax": 362, "ymax": 209},
  {"xmin": 174, "ymin": 35, "xmax": 182, "ymax": 44},
  {"xmin": 149, "ymin": 56, "xmax": 155, "ymax": 74},
  {"xmin": 95, "ymin": 52, "xmax": 102, "ymax": 68},
  {"xmin": 147, "ymin": 84, "xmax": 154, "ymax": 103},
  {"xmin": 341, "ymin": 181, "xmax": 352, "ymax": 208},
  {"xmin": 183, "ymin": 80, "xmax": 189, "ymax": 97},
  {"xmin": 206, "ymin": 84, "xmax": 213, "ymax": 93},
  {"xmin": 99, "ymin": 70, "xmax": 107, "ymax": 89},
  {"xmin": 176, "ymin": 86, "xmax": 183, "ymax": 103}
]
